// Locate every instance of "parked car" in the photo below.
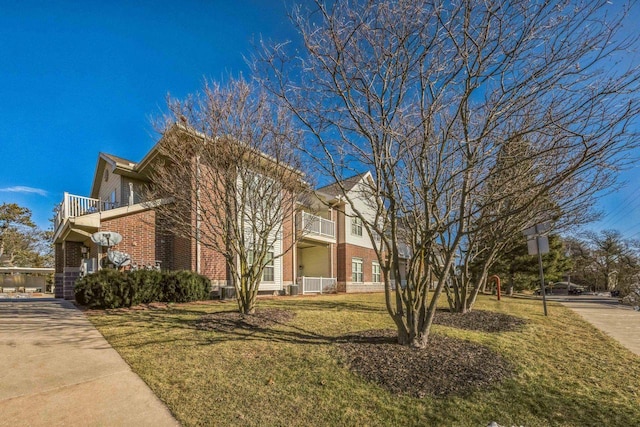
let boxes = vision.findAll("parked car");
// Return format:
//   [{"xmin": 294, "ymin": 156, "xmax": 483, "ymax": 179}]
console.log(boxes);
[
  {"xmin": 611, "ymin": 290, "xmax": 621, "ymax": 297},
  {"xmin": 568, "ymin": 287, "xmax": 584, "ymax": 295}
]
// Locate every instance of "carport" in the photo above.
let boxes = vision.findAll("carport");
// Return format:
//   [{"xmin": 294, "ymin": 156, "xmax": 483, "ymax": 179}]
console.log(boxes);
[{"xmin": 0, "ymin": 267, "xmax": 54, "ymax": 296}]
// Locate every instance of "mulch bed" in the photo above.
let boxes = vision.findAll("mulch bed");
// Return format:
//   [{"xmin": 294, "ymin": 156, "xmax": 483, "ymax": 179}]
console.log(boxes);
[
  {"xmin": 335, "ymin": 329, "xmax": 513, "ymax": 398},
  {"xmin": 196, "ymin": 308, "xmax": 297, "ymax": 332},
  {"xmin": 195, "ymin": 307, "xmax": 516, "ymax": 398},
  {"xmin": 433, "ymin": 309, "xmax": 527, "ymax": 332}
]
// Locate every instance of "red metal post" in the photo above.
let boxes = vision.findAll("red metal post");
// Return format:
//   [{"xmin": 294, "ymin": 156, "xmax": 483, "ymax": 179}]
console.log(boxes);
[{"xmin": 489, "ymin": 274, "xmax": 501, "ymax": 301}]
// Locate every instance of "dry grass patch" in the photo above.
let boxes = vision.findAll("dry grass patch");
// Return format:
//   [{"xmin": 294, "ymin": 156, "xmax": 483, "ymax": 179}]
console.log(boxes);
[
  {"xmin": 86, "ymin": 294, "xmax": 640, "ymax": 426},
  {"xmin": 196, "ymin": 308, "xmax": 296, "ymax": 332}
]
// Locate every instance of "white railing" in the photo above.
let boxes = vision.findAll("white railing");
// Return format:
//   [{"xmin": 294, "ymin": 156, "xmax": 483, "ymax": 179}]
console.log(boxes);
[
  {"xmin": 54, "ymin": 192, "xmax": 119, "ymax": 231},
  {"xmin": 299, "ymin": 212, "xmax": 335, "ymax": 239},
  {"xmin": 298, "ymin": 276, "xmax": 337, "ymax": 294}
]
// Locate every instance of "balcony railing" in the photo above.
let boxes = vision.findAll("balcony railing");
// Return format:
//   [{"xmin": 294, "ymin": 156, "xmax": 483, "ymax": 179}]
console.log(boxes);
[
  {"xmin": 297, "ymin": 276, "xmax": 337, "ymax": 294},
  {"xmin": 54, "ymin": 192, "xmax": 119, "ymax": 231},
  {"xmin": 298, "ymin": 211, "xmax": 335, "ymax": 239}
]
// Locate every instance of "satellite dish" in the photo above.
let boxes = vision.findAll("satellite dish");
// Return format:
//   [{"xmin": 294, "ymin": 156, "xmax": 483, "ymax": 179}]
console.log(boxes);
[
  {"xmin": 91, "ymin": 231, "xmax": 123, "ymax": 247},
  {"xmin": 107, "ymin": 250, "xmax": 131, "ymax": 268}
]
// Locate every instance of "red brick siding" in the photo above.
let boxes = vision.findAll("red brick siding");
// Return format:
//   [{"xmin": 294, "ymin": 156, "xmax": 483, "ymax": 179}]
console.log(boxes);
[
  {"xmin": 101, "ymin": 210, "xmax": 157, "ymax": 266},
  {"xmin": 282, "ymin": 210, "xmax": 294, "ymax": 284},
  {"xmin": 200, "ymin": 245, "xmax": 227, "ymax": 281},
  {"xmin": 172, "ymin": 234, "xmax": 193, "ymax": 271},
  {"xmin": 337, "ymin": 243, "xmax": 380, "ymax": 292}
]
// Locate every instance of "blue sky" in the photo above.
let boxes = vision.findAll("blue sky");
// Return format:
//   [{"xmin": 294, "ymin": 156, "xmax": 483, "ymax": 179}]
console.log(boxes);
[
  {"xmin": 1, "ymin": 0, "xmax": 640, "ymax": 239},
  {"xmin": 0, "ymin": 0, "xmax": 293, "ymax": 229}
]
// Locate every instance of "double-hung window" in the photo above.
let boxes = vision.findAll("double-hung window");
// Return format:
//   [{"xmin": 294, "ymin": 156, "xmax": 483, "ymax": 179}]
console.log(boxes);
[
  {"xmin": 352, "ymin": 258, "xmax": 363, "ymax": 283},
  {"xmin": 262, "ymin": 252, "xmax": 275, "ymax": 282},
  {"xmin": 372, "ymin": 261, "xmax": 381, "ymax": 283},
  {"xmin": 247, "ymin": 250, "xmax": 275, "ymax": 282},
  {"xmin": 351, "ymin": 217, "xmax": 363, "ymax": 236}
]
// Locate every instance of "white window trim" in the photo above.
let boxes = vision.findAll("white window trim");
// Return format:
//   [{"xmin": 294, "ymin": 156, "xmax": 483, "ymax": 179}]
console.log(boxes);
[
  {"xmin": 247, "ymin": 250, "xmax": 275, "ymax": 283},
  {"xmin": 352, "ymin": 257, "xmax": 363, "ymax": 283},
  {"xmin": 372, "ymin": 261, "xmax": 381, "ymax": 283},
  {"xmin": 351, "ymin": 216, "xmax": 363, "ymax": 237}
]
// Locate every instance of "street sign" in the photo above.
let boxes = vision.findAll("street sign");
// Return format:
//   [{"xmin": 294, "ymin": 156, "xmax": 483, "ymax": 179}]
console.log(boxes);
[
  {"xmin": 527, "ymin": 235, "xmax": 549, "ymax": 255},
  {"xmin": 522, "ymin": 222, "xmax": 552, "ymax": 316},
  {"xmin": 522, "ymin": 221, "xmax": 551, "ymax": 237}
]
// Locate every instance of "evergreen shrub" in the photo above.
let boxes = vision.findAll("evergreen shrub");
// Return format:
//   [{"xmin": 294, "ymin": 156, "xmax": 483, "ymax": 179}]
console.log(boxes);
[{"xmin": 74, "ymin": 269, "xmax": 211, "ymax": 308}]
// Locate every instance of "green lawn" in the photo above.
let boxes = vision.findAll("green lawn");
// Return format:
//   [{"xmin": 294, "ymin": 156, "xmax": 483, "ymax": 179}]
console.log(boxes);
[{"xmin": 87, "ymin": 294, "xmax": 640, "ymax": 426}]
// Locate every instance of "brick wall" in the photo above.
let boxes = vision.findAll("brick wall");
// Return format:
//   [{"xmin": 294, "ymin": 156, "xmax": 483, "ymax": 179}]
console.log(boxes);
[
  {"xmin": 54, "ymin": 273, "xmax": 63, "ymax": 298},
  {"xmin": 54, "ymin": 243, "xmax": 63, "ymax": 273},
  {"xmin": 282, "ymin": 211, "xmax": 294, "ymax": 285},
  {"xmin": 53, "ymin": 242, "xmax": 83, "ymax": 299},
  {"xmin": 63, "ymin": 268, "xmax": 81, "ymax": 300},
  {"xmin": 200, "ymin": 245, "xmax": 227, "ymax": 281},
  {"xmin": 337, "ymin": 242, "xmax": 382, "ymax": 293},
  {"xmin": 102, "ymin": 210, "xmax": 158, "ymax": 267},
  {"xmin": 64, "ymin": 241, "xmax": 84, "ymax": 268},
  {"xmin": 172, "ymin": 234, "xmax": 193, "ymax": 271}
]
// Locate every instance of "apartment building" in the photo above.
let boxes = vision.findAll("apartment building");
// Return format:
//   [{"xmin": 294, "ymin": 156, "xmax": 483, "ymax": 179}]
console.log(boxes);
[{"xmin": 52, "ymin": 131, "xmax": 389, "ymax": 299}]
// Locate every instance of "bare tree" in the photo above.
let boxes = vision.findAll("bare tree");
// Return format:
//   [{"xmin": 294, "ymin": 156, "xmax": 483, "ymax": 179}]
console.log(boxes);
[
  {"xmin": 260, "ymin": 0, "xmax": 640, "ymax": 346},
  {"xmin": 149, "ymin": 78, "xmax": 307, "ymax": 314},
  {"xmin": 568, "ymin": 229, "xmax": 640, "ymax": 292}
]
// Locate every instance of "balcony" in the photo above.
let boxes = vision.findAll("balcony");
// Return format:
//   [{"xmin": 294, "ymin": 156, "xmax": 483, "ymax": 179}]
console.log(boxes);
[
  {"xmin": 54, "ymin": 192, "xmax": 119, "ymax": 232},
  {"xmin": 297, "ymin": 211, "xmax": 336, "ymax": 243}
]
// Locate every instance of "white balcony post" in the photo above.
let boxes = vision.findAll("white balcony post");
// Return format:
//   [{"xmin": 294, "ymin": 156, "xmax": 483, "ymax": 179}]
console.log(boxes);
[{"xmin": 63, "ymin": 192, "xmax": 69, "ymax": 219}]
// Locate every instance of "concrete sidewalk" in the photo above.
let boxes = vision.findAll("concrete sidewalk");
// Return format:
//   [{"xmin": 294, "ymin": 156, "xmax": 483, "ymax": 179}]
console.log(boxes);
[
  {"xmin": 0, "ymin": 298, "xmax": 179, "ymax": 426},
  {"xmin": 561, "ymin": 297, "xmax": 640, "ymax": 356}
]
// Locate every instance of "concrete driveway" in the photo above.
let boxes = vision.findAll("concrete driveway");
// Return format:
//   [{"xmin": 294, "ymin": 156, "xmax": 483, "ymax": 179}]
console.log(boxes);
[
  {"xmin": 535, "ymin": 294, "xmax": 640, "ymax": 356},
  {"xmin": 0, "ymin": 298, "xmax": 179, "ymax": 427}
]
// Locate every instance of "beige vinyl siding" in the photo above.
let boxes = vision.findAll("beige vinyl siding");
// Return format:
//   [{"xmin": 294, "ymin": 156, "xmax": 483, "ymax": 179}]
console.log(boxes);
[
  {"xmin": 121, "ymin": 177, "xmax": 148, "ymax": 205},
  {"xmin": 98, "ymin": 168, "xmax": 121, "ymax": 207}
]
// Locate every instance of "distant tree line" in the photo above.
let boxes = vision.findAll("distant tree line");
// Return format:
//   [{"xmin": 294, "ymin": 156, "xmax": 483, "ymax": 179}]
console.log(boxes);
[{"xmin": 0, "ymin": 203, "xmax": 52, "ymax": 268}]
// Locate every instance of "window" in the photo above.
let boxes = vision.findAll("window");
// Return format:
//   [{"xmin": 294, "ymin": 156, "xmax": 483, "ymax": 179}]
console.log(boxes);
[
  {"xmin": 263, "ymin": 252, "xmax": 275, "ymax": 282},
  {"xmin": 352, "ymin": 258, "xmax": 363, "ymax": 283},
  {"xmin": 248, "ymin": 250, "xmax": 275, "ymax": 283},
  {"xmin": 372, "ymin": 262, "xmax": 381, "ymax": 283},
  {"xmin": 351, "ymin": 217, "xmax": 363, "ymax": 236}
]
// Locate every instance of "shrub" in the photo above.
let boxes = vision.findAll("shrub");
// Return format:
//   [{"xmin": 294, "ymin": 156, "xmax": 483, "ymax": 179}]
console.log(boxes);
[
  {"xmin": 75, "ymin": 269, "xmax": 131, "ymax": 309},
  {"xmin": 129, "ymin": 270, "xmax": 164, "ymax": 305},
  {"xmin": 74, "ymin": 269, "xmax": 211, "ymax": 308},
  {"xmin": 162, "ymin": 270, "xmax": 211, "ymax": 303}
]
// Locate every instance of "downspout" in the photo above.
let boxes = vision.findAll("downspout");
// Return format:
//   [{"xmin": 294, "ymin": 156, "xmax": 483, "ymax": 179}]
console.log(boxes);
[
  {"xmin": 329, "ymin": 207, "xmax": 334, "ymax": 280},
  {"xmin": 293, "ymin": 217, "xmax": 297, "ymax": 290},
  {"xmin": 195, "ymin": 154, "xmax": 201, "ymax": 274}
]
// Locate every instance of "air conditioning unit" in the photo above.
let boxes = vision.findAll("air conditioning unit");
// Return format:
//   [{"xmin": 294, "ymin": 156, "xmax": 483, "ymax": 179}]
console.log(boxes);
[{"xmin": 221, "ymin": 286, "xmax": 236, "ymax": 300}]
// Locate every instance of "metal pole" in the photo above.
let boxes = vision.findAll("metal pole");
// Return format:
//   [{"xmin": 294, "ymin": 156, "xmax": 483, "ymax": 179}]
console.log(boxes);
[{"xmin": 537, "ymin": 236, "xmax": 548, "ymax": 316}]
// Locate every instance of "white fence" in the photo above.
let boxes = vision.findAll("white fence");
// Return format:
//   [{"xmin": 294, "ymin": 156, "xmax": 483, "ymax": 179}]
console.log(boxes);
[{"xmin": 298, "ymin": 276, "xmax": 337, "ymax": 294}]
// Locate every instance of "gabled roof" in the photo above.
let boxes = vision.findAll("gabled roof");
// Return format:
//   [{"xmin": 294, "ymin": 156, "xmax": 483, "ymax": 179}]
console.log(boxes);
[
  {"xmin": 137, "ymin": 123, "xmax": 306, "ymax": 178},
  {"xmin": 89, "ymin": 152, "xmax": 145, "ymax": 199},
  {"xmin": 316, "ymin": 171, "xmax": 372, "ymax": 199},
  {"xmin": 89, "ymin": 123, "xmax": 308, "ymax": 200},
  {"xmin": 101, "ymin": 153, "xmax": 137, "ymax": 171}
]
